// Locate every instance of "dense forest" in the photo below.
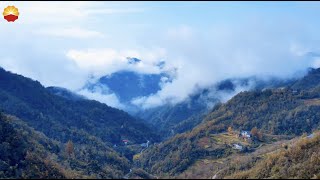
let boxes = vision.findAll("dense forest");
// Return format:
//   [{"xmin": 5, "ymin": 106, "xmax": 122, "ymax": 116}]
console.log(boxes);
[
  {"xmin": 0, "ymin": 112, "xmax": 136, "ymax": 178},
  {"xmin": 0, "ymin": 67, "xmax": 160, "ymax": 144},
  {"xmin": 0, "ymin": 67, "xmax": 160, "ymax": 178},
  {"xmin": 0, "ymin": 113, "xmax": 67, "ymax": 178}
]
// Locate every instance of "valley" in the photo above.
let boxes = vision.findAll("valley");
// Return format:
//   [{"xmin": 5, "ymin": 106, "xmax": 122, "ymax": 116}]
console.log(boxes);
[
  {"xmin": 0, "ymin": 66, "xmax": 320, "ymax": 179},
  {"xmin": 2, "ymin": 2, "xmax": 320, "ymax": 179}
]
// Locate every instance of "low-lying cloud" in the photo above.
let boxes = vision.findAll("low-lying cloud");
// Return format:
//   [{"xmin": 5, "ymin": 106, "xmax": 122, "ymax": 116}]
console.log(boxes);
[
  {"xmin": 77, "ymin": 84, "xmax": 126, "ymax": 110},
  {"xmin": 1, "ymin": 2, "xmax": 320, "ymax": 110},
  {"xmin": 66, "ymin": 48, "xmax": 167, "ymax": 77},
  {"xmin": 84, "ymin": 23, "xmax": 318, "ymax": 109},
  {"xmin": 130, "ymin": 21, "xmax": 318, "ymax": 108}
]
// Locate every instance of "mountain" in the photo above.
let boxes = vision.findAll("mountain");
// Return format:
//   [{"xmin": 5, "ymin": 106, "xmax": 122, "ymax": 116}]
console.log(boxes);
[
  {"xmin": 1, "ymin": 63, "xmax": 320, "ymax": 179},
  {"xmin": 127, "ymin": 57, "xmax": 142, "ymax": 64},
  {"xmin": 0, "ymin": 67, "xmax": 159, "ymax": 144},
  {"xmin": 220, "ymin": 131, "xmax": 320, "ymax": 179},
  {"xmin": 290, "ymin": 67, "xmax": 320, "ymax": 90},
  {"xmin": 79, "ymin": 58, "xmax": 297, "ymax": 140},
  {"xmin": 89, "ymin": 71, "xmax": 171, "ymax": 103},
  {"xmin": 133, "ymin": 68, "xmax": 320, "ymax": 178},
  {"xmin": 0, "ymin": 112, "xmax": 134, "ymax": 179},
  {"xmin": 0, "ymin": 67, "xmax": 161, "ymax": 178},
  {"xmin": 0, "ymin": 113, "xmax": 67, "ymax": 178},
  {"xmin": 81, "ymin": 58, "xmax": 177, "ymax": 113},
  {"xmin": 172, "ymin": 131, "xmax": 320, "ymax": 179},
  {"xmin": 136, "ymin": 76, "xmax": 296, "ymax": 139},
  {"xmin": 135, "ymin": 88, "xmax": 220, "ymax": 138}
]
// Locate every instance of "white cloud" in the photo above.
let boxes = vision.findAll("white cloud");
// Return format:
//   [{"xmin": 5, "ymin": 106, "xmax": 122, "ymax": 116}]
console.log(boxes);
[
  {"xmin": 7, "ymin": 1, "xmax": 145, "ymax": 25},
  {"xmin": 129, "ymin": 22, "xmax": 319, "ymax": 109},
  {"xmin": 78, "ymin": 89, "xmax": 125, "ymax": 109},
  {"xmin": 76, "ymin": 84, "xmax": 125, "ymax": 109},
  {"xmin": 1, "ymin": 2, "xmax": 320, "ymax": 111},
  {"xmin": 66, "ymin": 48, "xmax": 167, "ymax": 76}
]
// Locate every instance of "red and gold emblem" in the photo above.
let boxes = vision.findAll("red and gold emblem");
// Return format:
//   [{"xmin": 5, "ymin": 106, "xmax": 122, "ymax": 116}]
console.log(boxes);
[{"xmin": 3, "ymin": 6, "xmax": 19, "ymax": 22}]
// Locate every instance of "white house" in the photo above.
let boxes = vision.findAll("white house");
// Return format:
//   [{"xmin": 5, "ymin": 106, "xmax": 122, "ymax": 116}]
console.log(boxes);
[
  {"xmin": 233, "ymin": 144, "xmax": 243, "ymax": 150},
  {"xmin": 240, "ymin": 131, "xmax": 251, "ymax": 138}
]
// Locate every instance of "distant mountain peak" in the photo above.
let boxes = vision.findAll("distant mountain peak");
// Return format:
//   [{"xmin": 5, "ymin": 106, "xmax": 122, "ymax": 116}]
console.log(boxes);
[
  {"xmin": 156, "ymin": 61, "xmax": 166, "ymax": 69},
  {"xmin": 127, "ymin": 57, "xmax": 142, "ymax": 65}
]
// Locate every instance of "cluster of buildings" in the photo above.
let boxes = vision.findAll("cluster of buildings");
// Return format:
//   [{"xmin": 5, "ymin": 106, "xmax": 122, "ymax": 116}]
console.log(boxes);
[
  {"xmin": 232, "ymin": 130, "xmax": 252, "ymax": 151},
  {"xmin": 238, "ymin": 130, "xmax": 251, "ymax": 139}
]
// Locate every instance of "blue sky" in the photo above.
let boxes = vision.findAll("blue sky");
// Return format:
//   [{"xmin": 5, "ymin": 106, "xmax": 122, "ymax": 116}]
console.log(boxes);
[{"xmin": 1, "ymin": 1, "xmax": 320, "ymax": 109}]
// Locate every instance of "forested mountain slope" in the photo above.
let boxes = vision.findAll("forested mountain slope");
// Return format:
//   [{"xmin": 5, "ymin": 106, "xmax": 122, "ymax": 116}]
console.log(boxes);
[
  {"xmin": 0, "ymin": 67, "xmax": 159, "ymax": 145},
  {"xmin": 0, "ymin": 67, "xmax": 160, "ymax": 178},
  {"xmin": 0, "ymin": 112, "xmax": 137, "ymax": 178},
  {"xmin": 134, "ymin": 68, "xmax": 320, "ymax": 178},
  {"xmin": 136, "ymin": 76, "xmax": 297, "ymax": 139}
]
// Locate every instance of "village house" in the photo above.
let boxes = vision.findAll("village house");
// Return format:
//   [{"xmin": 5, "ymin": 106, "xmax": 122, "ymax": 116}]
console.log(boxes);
[
  {"xmin": 233, "ymin": 144, "xmax": 243, "ymax": 151},
  {"xmin": 239, "ymin": 131, "xmax": 251, "ymax": 138}
]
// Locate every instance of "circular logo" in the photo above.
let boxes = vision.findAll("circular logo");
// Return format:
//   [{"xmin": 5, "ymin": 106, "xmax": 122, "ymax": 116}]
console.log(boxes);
[{"xmin": 3, "ymin": 6, "xmax": 19, "ymax": 22}]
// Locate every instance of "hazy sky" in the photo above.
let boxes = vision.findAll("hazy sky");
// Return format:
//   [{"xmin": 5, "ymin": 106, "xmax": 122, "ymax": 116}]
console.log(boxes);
[{"xmin": 1, "ymin": 1, "xmax": 320, "ymax": 109}]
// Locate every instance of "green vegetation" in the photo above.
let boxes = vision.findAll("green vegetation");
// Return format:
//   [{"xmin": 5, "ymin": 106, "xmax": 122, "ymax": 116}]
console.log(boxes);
[
  {"xmin": 222, "ymin": 131, "xmax": 320, "ymax": 179},
  {"xmin": 0, "ymin": 113, "xmax": 67, "ymax": 178},
  {"xmin": 127, "ymin": 168, "xmax": 157, "ymax": 179},
  {"xmin": 0, "ymin": 67, "xmax": 161, "ymax": 178},
  {"xmin": 135, "ymin": 71, "xmax": 320, "ymax": 178},
  {"xmin": 136, "ymin": 92, "xmax": 213, "ymax": 139},
  {"xmin": 0, "ymin": 112, "xmax": 135, "ymax": 178},
  {"xmin": 0, "ymin": 68, "xmax": 159, "ymax": 146},
  {"xmin": 174, "ymin": 132, "xmax": 320, "ymax": 179},
  {"xmin": 2, "ymin": 66, "xmax": 320, "ymax": 179}
]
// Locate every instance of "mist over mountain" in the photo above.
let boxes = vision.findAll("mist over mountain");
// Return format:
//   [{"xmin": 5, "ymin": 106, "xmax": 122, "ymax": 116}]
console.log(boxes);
[
  {"xmin": 135, "ymin": 74, "xmax": 299, "ymax": 138},
  {"xmin": 2, "ymin": 2, "xmax": 320, "ymax": 179},
  {"xmin": 1, "ymin": 64, "xmax": 320, "ymax": 179},
  {"xmin": 135, "ymin": 67, "xmax": 320, "ymax": 178},
  {"xmin": 71, "ymin": 55, "xmax": 309, "ymax": 140},
  {"xmin": 2, "ymin": 66, "xmax": 161, "ymax": 142},
  {"xmin": 46, "ymin": 86, "xmax": 86, "ymax": 101},
  {"xmin": 83, "ymin": 71, "xmax": 171, "ymax": 108},
  {"xmin": 77, "ymin": 57, "xmax": 177, "ymax": 113},
  {"xmin": 77, "ymin": 55, "xmax": 305, "ymax": 111}
]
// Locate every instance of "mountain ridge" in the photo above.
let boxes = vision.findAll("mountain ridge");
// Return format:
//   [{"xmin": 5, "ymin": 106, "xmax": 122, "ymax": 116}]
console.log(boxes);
[{"xmin": 134, "ymin": 67, "xmax": 320, "ymax": 178}]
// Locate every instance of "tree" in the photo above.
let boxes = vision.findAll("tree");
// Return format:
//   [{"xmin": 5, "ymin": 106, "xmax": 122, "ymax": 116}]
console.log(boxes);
[
  {"xmin": 257, "ymin": 131, "xmax": 263, "ymax": 141},
  {"xmin": 251, "ymin": 127, "xmax": 263, "ymax": 141},
  {"xmin": 228, "ymin": 127, "xmax": 233, "ymax": 135},
  {"xmin": 251, "ymin": 127, "xmax": 258, "ymax": 137},
  {"xmin": 65, "ymin": 140, "xmax": 74, "ymax": 158}
]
